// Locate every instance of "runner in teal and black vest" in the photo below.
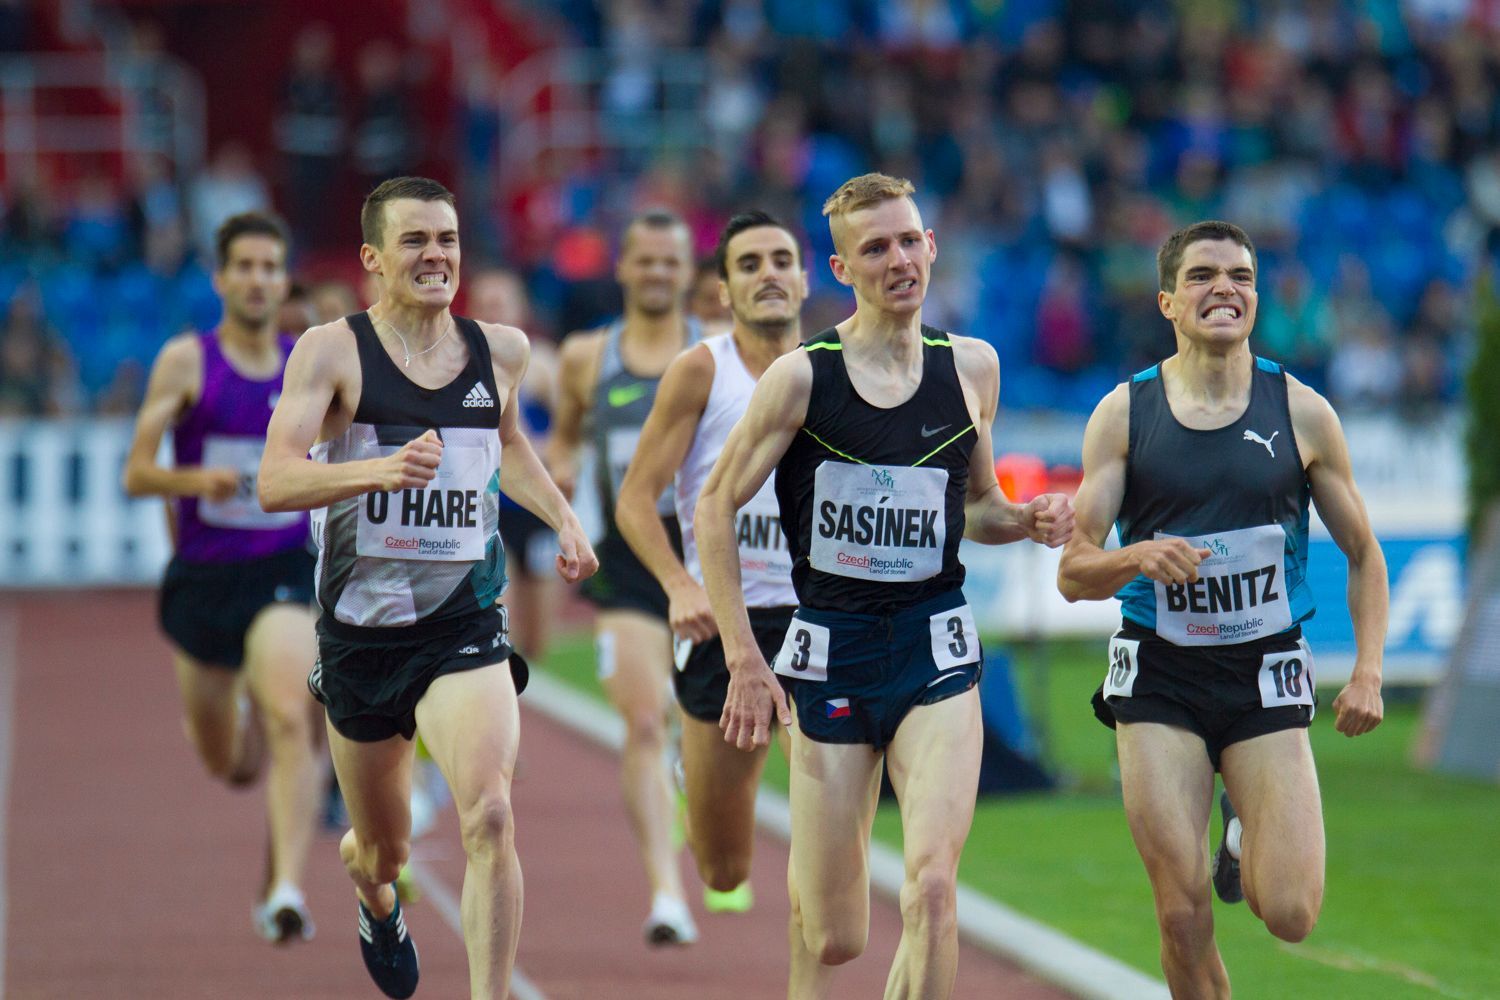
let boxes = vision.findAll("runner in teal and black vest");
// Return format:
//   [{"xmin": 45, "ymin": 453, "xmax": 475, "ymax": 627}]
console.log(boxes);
[
  {"xmin": 1058, "ymin": 220, "xmax": 1388, "ymax": 997},
  {"xmin": 694, "ymin": 174, "xmax": 1075, "ymax": 999},
  {"xmin": 549, "ymin": 210, "xmax": 703, "ymax": 947}
]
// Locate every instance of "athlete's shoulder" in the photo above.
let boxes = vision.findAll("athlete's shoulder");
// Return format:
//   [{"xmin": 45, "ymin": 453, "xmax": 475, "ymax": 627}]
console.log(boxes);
[
  {"xmin": 288, "ymin": 318, "xmax": 361, "ymax": 379},
  {"xmin": 474, "ymin": 319, "xmax": 529, "ymax": 370},
  {"xmin": 153, "ymin": 329, "xmax": 204, "ymax": 371},
  {"xmin": 665, "ymin": 339, "xmax": 717, "ymax": 383},
  {"xmin": 1284, "ymin": 369, "xmax": 1340, "ymax": 437},
  {"xmin": 557, "ymin": 326, "xmax": 607, "ymax": 369}
]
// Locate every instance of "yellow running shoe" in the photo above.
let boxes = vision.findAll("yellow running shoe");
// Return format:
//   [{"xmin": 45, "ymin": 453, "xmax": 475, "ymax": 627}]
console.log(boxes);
[{"xmin": 703, "ymin": 882, "xmax": 754, "ymax": 914}]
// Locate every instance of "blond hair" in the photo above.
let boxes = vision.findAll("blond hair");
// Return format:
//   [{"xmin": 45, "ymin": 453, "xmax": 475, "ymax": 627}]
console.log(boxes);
[{"xmin": 821, "ymin": 173, "xmax": 916, "ymax": 219}]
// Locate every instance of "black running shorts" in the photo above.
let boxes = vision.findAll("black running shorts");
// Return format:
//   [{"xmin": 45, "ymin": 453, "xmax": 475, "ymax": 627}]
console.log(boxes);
[
  {"xmin": 158, "ymin": 546, "xmax": 315, "ymax": 669},
  {"xmin": 579, "ymin": 518, "xmax": 681, "ymax": 619},
  {"xmin": 310, "ymin": 606, "xmax": 528, "ymax": 742},
  {"xmin": 1091, "ymin": 620, "xmax": 1315, "ymax": 770},
  {"xmin": 674, "ymin": 606, "xmax": 795, "ymax": 723}
]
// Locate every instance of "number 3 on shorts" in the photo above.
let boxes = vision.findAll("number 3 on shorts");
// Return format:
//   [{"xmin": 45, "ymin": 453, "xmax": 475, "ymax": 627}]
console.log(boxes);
[
  {"xmin": 1104, "ymin": 635, "xmax": 1140, "ymax": 698},
  {"xmin": 1259, "ymin": 638, "xmax": 1315, "ymax": 709},
  {"xmin": 928, "ymin": 604, "xmax": 980, "ymax": 670},
  {"xmin": 772, "ymin": 618, "xmax": 830, "ymax": 683}
]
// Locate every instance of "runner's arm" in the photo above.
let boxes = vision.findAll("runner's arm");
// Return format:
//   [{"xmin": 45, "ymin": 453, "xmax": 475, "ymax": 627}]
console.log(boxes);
[
  {"xmin": 259, "ymin": 324, "xmax": 441, "ymax": 512},
  {"xmin": 953, "ymin": 337, "xmax": 1074, "ymax": 546},
  {"xmin": 545, "ymin": 330, "xmax": 603, "ymax": 500},
  {"xmin": 617, "ymin": 344, "xmax": 716, "ymax": 641},
  {"xmin": 121, "ymin": 335, "xmax": 237, "ymax": 500},
  {"xmin": 697, "ymin": 350, "xmax": 809, "ymax": 747},
  {"xmin": 1057, "ymin": 385, "xmax": 1209, "ymax": 600},
  {"xmin": 488, "ymin": 323, "xmax": 597, "ymax": 584},
  {"xmin": 1291, "ymin": 378, "xmax": 1386, "ymax": 736}
]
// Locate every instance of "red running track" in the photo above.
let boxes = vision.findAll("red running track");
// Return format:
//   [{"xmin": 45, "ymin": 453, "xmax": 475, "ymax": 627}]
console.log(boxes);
[{"xmin": 2, "ymin": 591, "xmax": 1072, "ymax": 999}]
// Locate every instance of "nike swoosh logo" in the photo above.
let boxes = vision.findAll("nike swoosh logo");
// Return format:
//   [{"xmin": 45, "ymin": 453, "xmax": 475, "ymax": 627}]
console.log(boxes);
[
  {"xmin": 607, "ymin": 383, "xmax": 649, "ymax": 408},
  {"xmin": 920, "ymin": 424, "xmax": 951, "ymax": 438}
]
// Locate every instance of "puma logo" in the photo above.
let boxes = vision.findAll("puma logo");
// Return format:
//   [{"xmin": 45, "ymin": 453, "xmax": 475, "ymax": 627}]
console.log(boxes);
[{"xmin": 1243, "ymin": 429, "xmax": 1278, "ymax": 457}]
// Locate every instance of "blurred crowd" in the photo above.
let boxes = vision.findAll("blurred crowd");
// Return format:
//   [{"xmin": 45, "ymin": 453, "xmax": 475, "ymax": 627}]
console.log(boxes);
[{"xmin": 3, "ymin": 0, "xmax": 1496, "ymax": 419}]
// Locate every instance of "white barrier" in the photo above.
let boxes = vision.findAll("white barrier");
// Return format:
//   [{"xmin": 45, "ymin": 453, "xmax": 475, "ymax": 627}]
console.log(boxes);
[{"xmin": 0, "ymin": 419, "xmax": 171, "ymax": 587}]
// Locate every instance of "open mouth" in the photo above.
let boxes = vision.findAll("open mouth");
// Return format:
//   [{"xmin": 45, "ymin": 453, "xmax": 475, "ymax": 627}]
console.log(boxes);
[
  {"xmin": 416, "ymin": 273, "xmax": 449, "ymax": 288},
  {"xmin": 888, "ymin": 278, "xmax": 918, "ymax": 294},
  {"xmin": 1202, "ymin": 304, "xmax": 1240, "ymax": 319}
]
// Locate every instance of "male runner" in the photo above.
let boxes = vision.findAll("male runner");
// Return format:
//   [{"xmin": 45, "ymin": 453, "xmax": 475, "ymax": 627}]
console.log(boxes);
[
  {"xmin": 259, "ymin": 176, "xmax": 595, "ymax": 999},
  {"xmin": 695, "ymin": 174, "xmax": 1074, "ymax": 999},
  {"xmin": 122, "ymin": 211, "xmax": 324, "ymax": 944},
  {"xmin": 1057, "ymin": 220, "xmax": 1386, "ymax": 998},
  {"xmin": 549, "ymin": 210, "xmax": 701, "ymax": 944},
  {"xmin": 615, "ymin": 211, "xmax": 805, "ymax": 916}
]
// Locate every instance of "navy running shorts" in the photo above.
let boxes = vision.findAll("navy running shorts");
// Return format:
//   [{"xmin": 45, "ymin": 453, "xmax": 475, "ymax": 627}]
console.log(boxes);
[
  {"xmin": 674, "ymin": 606, "xmax": 795, "ymax": 723},
  {"xmin": 158, "ymin": 546, "xmax": 315, "ymax": 669},
  {"xmin": 579, "ymin": 519, "xmax": 681, "ymax": 619},
  {"xmin": 773, "ymin": 590, "xmax": 981, "ymax": 750},
  {"xmin": 310, "ymin": 605, "xmax": 528, "ymax": 743},
  {"xmin": 1092, "ymin": 620, "xmax": 1316, "ymax": 770}
]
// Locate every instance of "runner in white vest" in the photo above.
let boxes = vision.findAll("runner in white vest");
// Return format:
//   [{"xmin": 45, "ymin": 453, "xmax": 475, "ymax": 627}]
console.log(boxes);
[{"xmin": 615, "ymin": 211, "xmax": 803, "ymax": 922}]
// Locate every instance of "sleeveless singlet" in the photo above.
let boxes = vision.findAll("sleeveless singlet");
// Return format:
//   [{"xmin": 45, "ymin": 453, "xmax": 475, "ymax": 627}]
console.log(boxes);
[
  {"xmin": 674, "ymin": 334, "xmax": 796, "ymax": 610},
  {"xmin": 1115, "ymin": 357, "xmax": 1315, "ymax": 645},
  {"xmin": 310, "ymin": 312, "xmax": 505, "ymax": 630},
  {"xmin": 173, "ymin": 331, "xmax": 308, "ymax": 564},
  {"xmin": 589, "ymin": 317, "xmax": 701, "ymax": 525},
  {"xmin": 775, "ymin": 326, "xmax": 976, "ymax": 615}
]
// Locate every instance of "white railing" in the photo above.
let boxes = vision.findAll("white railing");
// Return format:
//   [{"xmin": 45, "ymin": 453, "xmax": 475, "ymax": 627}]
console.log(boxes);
[{"xmin": 0, "ymin": 419, "xmax": 169, "ymax": 587}]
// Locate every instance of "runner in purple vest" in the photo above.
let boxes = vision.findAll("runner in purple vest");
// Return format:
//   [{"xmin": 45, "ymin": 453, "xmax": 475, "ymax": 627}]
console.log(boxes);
[{"xmin": 123, "ymin": 211, "xmax": 325, "ymax": 946}]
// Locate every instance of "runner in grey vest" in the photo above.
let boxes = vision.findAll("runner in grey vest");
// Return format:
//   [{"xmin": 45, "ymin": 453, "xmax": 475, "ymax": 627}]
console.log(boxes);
[
  {"xmin": 1058, "ymin": 220, "xmax": 1387, "ymax": 996},
  {"xmin": 548, "ymin": 210, "xmax": 703, "ymax": 945}
]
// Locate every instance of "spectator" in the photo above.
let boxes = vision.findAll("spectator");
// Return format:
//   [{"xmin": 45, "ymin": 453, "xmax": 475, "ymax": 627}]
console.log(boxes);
[{"xmin": 275, "ymin": 23, "xmax": 344, "ymax": 249}]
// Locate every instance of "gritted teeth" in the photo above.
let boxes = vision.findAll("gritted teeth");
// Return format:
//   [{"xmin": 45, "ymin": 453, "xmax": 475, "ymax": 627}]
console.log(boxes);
[
  {"xmin": 417, "ymin": 273, "xmax": 447, "ymax": 287},
  {"xmin": 1204, "ymin": 304, "xmax": 1240, "ymax": 319},
  {"xmin": 890, "ymin": 278, "xmax": 917, "ymax": 292}
]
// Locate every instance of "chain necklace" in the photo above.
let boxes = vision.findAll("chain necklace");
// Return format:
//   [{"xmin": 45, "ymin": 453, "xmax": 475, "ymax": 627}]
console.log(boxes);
[{"xmin": 375, "ymin": 315, "xmax": 453, "ymax": 368}]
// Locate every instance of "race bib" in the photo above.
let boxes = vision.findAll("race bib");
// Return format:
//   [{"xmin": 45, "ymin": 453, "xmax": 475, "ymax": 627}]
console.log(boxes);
[
  {"xmin": 355, "ymin": 443, "xmax": 488, "ymax": 561},
  {"xmin": 1153, "ymin": 524, "xmax": 1292, "ymax": 646},
  {"xmin": 772, "ymin": 617, "xmax": 830, "ymax": 683},
  {"xmin": 1259, "ymin": 638, "xmax": 1316, "ymax": 711},
  {"xmin": 928, "ymin": 604, "xmax": 980, "ymax": 669},
  {"xmin": 809, "ymin": 461, "xmax": 947, "ymax": 582},
  {"xmin": 1103, "ymin": 635, "xmax": 1141, "ymax": 698},
  {"xmin": 198, "ymin": 435, "xmax": 302, "ymax": 530},
  {"xmin": 735, "ymin": 479, "xmax": 793, "ymax": 582}
]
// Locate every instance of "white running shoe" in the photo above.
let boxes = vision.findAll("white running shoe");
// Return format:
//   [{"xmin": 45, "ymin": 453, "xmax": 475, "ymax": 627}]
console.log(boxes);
[
  {"xmin": 254, "ymin": 882, "xmax": 316, "ymax": 944},
  {"xmin": 642, "ymin": 893, "xmax": 698, "ymax": 947}
]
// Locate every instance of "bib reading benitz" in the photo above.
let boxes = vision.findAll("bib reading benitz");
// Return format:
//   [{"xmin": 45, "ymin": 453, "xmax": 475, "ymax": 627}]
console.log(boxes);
[
  {"xmin": 1116, "ymin": 357, "xmax": 1315, "ymax": 646},
  {"xmin": 310, "ymin": 312, "xmax": 506, "ymax": 630},
  {"xmin": 775, "ymin": 327, "xmax": 975, "ymax": 615}
]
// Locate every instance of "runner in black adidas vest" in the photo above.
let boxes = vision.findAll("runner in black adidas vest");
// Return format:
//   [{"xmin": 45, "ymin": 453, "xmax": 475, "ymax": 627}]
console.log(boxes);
[
  {"xmin": 260, "ymin": 177, "xmax": 596, "ymax": 999},
  {"xmin": 695, "ymin": 175, "xmax": 1074, "ymax": 999},
  {"xmin": 548, "ymin": 210, "xmax": 702, "ymax": 946},
  {"xmin": 1058, "ymin": 221, "xmax": 1386, "ymax": 997},
  {"xmin": 615, "ymin": 212, "xmax": 806, "ymax": 923}
]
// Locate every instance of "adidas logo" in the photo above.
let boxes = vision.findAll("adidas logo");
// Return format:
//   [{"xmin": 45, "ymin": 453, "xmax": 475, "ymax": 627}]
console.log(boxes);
[{"xmin": 462, "ymin": 382, "xmax": 495, "ymax": 408}]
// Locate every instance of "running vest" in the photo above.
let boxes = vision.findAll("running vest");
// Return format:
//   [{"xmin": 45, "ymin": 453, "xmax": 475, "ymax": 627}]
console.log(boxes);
[
  {"xmin": 588, "ymin": 317, "xmax": 700, "ymax": 525},
  {"xmin": 776, "ymin": 327, "xmax": 975, "ymax": 615},
  {"xmin": 173, "ymin": 331, "xmax": 308, "ymax": 564},
  {"xmin": 310, "ymin": 312, "xmax": 505, "ymax": 629},
  {"xmin": 674, "ymin": 334, "xmax": 796, "ymax": 609},
  {"xmin": 1115, "ymin": 357, "xmax": 1315, "ymax": 645}
]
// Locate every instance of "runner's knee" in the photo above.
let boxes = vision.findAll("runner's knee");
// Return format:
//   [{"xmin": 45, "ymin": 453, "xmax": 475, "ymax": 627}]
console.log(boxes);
[
  {"xmin": 457, "ymin": 789, "xmax": 515, "ymax": 862},
  {"xmin": 899, "ymin": 863, "xmax": 957, "ymax": 928},
  {"xmin": 355, "ymin": 838, "xmax": 409, "ymax": 886},
  {"xmin": 621, "ymin": 708, "xmax": 668, "ymax": 748},
  {"xmin": 803, "ymin": 925, "xmax": 866, "ymax": 966},
  {"xmin": 1155, "ymin": 895, "xmax": 1214, "ymax": 953},
  {"xmin": 256, "ymin": 695, "xmax": 313, "ymax": 749},
  {"xmin": 1255, "ymin": 891, "xmax": 1320, "ymax": 942}
]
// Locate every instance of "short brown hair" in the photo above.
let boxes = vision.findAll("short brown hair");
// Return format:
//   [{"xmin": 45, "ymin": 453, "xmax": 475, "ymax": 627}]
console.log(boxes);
[
  {"xmin": 215, "ymin": 211, "xmax": 288, "ymax": 271},
  {"xmin": 1157, "ymin": 220, "xmax": 1256, "ymax": 292},
  {"xmin": 821, "ymin": 173, "xmax": 916, "ymax": 219},
  {"xmin": 360, "ymin": 176, "xmax": 456, "ymax": 248}
]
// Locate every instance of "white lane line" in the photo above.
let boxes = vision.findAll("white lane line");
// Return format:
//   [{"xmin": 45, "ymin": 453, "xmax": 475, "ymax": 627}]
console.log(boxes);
[
  {"xmin": 0, "ymin": 604, "xmax": 17, "ymax": 1000},
  {"xmin": 522, "ymin": 671, "xmax": 1169, "ymax": 1000},
  {"xmin": 404, "ymin": 858, "xmax": 547, "ymax": 1000}
]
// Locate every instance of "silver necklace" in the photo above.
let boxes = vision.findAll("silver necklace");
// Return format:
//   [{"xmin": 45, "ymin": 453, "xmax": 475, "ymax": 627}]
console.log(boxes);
[{"xmin": 376, "ymin": 315, "xmax": 453, "ymax": 368}]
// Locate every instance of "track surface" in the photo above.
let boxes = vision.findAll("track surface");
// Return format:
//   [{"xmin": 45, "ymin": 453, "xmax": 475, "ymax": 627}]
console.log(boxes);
[{"xmin": 3, "ymin": 591, "xmax": 1070, "ymax": 999}]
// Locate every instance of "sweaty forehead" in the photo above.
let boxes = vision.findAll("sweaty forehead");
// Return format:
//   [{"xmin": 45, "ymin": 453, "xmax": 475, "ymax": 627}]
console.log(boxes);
[
  {"xmin": 384, "ymin": 198, "xmax": 458, "ymax": 238},
  {"xmin": 1179, "ymin": 239, "xmax": 1253, "ymax": 273},
  {"xmin": 837, "ymin": 197, "xmax": 923, "ymax": 251}
]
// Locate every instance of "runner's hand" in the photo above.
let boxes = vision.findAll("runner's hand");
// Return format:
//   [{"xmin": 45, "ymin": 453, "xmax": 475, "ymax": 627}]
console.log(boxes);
[
  {"xmin": 379, "ymin": 430, "xmax": 443, "ymax": 491},
  {"xmin": 198, "ymin": 467, "xmax": 240, "ymax": 502},
  {"xmin": 1133, "ymin": 538, "xmax": 1213, "ymax": 585},
  {"xmin": 1024, "ymin": 492, "xmax": 1075, "ymax": 547},
  {"xmin": 720, "ymin": 652, "xmax": 789, "ymax": 751},
  {"xmin": 555, "ymin": 521, "xmax": 598, "ymax": 583},
  {"xmin": 1332, "ymin": 676, "xmax": 1383, "ymax": 737},
  {"xmin": 667, "ymin": 578, "xmax": 718, "ymax": 644}
]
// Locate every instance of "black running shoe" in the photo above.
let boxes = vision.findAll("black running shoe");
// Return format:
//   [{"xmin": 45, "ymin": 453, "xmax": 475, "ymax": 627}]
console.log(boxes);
[
  {"xmin": 357, "ymin": 894, "xmax": 420, "ymax": 998},
  {"xmin": 1211, "ymin": 790, "xmax": 1244, "ymax": 904}
]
